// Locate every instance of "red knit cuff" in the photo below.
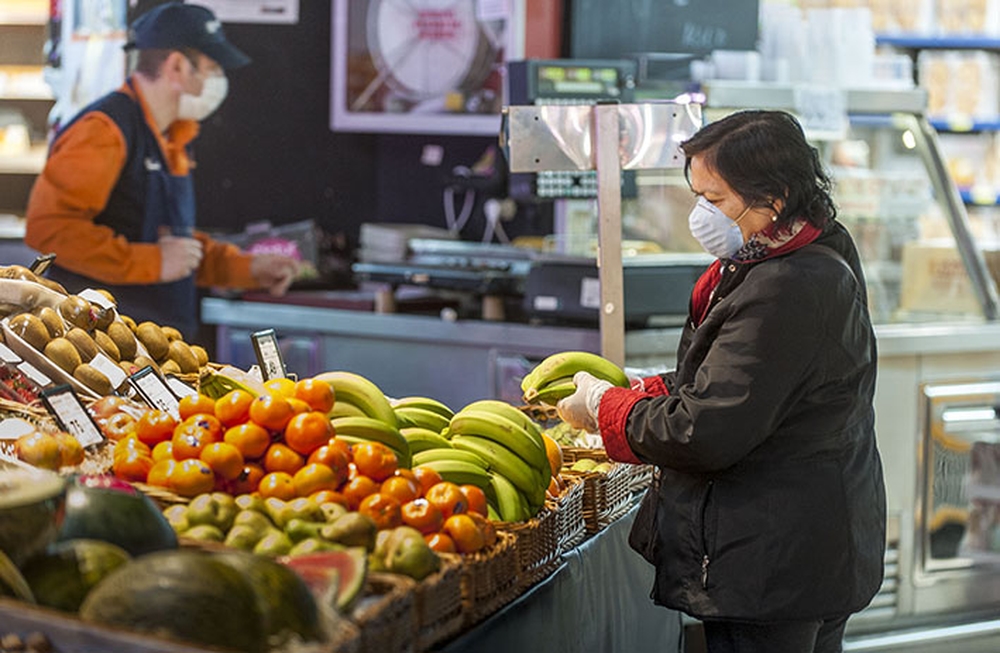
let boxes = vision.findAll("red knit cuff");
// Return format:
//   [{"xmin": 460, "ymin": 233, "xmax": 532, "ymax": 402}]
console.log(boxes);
[
  {"xmin": 643, "ymin": 375, "xmax": 669, "ymax": 396},
  {"xmin": 598, "ymin": 387, "xmax": 644, "ymax": 464}
]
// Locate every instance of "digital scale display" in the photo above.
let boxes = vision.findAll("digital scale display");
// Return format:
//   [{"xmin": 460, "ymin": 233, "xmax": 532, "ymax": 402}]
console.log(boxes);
[{"xmin": 535, "ymin": 65, "xmax": 623, "ymax": 98}]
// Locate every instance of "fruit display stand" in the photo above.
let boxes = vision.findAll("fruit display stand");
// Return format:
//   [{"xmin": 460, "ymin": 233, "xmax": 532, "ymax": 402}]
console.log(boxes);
[{"xmin": 494, "ymin": 504, "xmax": 560, "ymax": 591}]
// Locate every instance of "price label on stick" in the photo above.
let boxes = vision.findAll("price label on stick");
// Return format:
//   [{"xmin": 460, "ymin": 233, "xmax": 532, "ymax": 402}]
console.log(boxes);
[
  {"xmin": 251, "ymin": 329, "xmax": 286, "ymax": 381},
  {"xmin": 129, "ymin": 366, "xmax": 181, "ymax": 419},
  {"xmin": 41, "ymin": 385, "xmax": 105, "ymax": 449}
]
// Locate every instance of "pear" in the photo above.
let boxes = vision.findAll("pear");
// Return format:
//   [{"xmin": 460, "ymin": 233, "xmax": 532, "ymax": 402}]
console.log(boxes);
[
  {"xmin": 233, "ymin": 509, "xmax": 275, "ymax": 534},
  {"xmin": 288, "ymin": 538, "xmax": 343, "ymax": 557},
  {"xmin": 235, "ymin": 493, "xmax": 266, "ymax": 513},
  {"xmin": 321, "ymin": 512, "xmax": 377, "ymax": 550},
  {"xmin": 163, "ymin": 504, "xmax": 190, "ymax": 534},
  {"xmin": 570, "ymin": 458, "xmax": 599, "ymax": 472},
  {"xmin": 386, "ymin": 529, "xmax": 441, "ymax": 581},
  {"xmin": 187, "ymin": 493, "xmax": 238, "ymax": 532},
  {"xmin": 253, "ymin": 530, "xmax": 293, "ymax": 557},
  {"xmin": 285, "ymin": 518, "xmax": 325, "ymax": 543},
  {"xmin": 184, "ymin": 524, "xmax": 225, "ymax": 542},
  {"xmin": 320, "ymin": 501, "xmax": 348, "ymax": 523},
  {"xmin": 224, "ymin": 524, "xmax": 264, "ymax": 551}
]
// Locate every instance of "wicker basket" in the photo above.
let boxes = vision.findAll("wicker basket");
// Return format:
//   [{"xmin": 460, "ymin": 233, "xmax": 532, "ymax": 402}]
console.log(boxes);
[
  {"xmin": 412, "ymin": 555, "xmax": 463, "ymax": 652},
  {"xmin": 444, "ymin": 529, "xmax": 519, "ymax": 628},
  {"xmin": 133, "ymin": 482, "xmax": 190, "ymax": 507},
  {"xmin": 547, "ymin": 474, "xmax": 587, "ymax": 553},
  {"xmin": 495, "ymin": 505, "xmax": 560, "ymax": 591},
  {"xmin": 350, "ymin": 572, "xmax": 417, "ymax": 653},
  {"xmin": 327, "ymin": 617, "xmax": 362, "ymax": 653}
]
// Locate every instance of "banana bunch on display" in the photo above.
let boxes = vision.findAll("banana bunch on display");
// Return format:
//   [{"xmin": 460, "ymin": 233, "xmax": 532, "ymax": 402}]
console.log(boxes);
[
  {"xmin": 391, "ymin": 396, "xmax": 453, "ymax": 434},
  {"xmin": 407, "ymin": 398, "xmax": 550, "ymax": 523},
  {"xmin": 314, "ymin": 371, "xmax": 398, "ymax": 427},
  {"xmin": 521, "ymin": 350, "xmax": 630, "ymax": 406}
]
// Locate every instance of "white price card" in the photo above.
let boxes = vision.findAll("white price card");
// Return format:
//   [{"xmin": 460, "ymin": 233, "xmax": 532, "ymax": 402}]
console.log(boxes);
[
  {"xmin": 165, "ymin": 375, "xmax": 200, "ymax": 399},
  {"xmin": 251, "ymin": 329, "xmax": 286, "ymax": 381},
  {"xmin": 41, "ymin": 385, "xmax": 105, "ymax": 448},
  {"xmin": 89, "ymin": 352, "xmax": 127, "ymax": 390},
  {"xmin": 130, "ymin": 367, "xmax": 180, "ymax": 419}
]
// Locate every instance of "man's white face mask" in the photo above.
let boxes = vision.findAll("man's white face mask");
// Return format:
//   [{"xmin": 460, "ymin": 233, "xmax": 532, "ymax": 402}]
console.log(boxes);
[{"xmin": 178, "ymin": 73, "xmax": 228, "ymax": 122}]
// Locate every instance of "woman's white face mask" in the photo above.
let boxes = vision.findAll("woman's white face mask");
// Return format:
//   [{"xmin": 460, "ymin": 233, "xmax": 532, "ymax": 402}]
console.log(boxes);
[
  {"xmin": 688, "ymin": 197, "xmax": 752, "ymax": 259},
  {"xmin": 178, "ymin": 74, "xmax": 228, "ymax": 121}
]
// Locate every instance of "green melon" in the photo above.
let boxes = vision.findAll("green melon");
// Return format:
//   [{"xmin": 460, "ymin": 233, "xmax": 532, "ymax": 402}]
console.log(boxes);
[
  {"xmin": 21, "ymin": 539, "xmax": 131, "ymax": 612},
  {"xmin": 214, "ymin": 550, "xmax": 325, "ymax": 646},
  {"xmin": 281, "ymin": 547, "xmax": 368, "ymax": 612},
  {"xmin": 79, "ymin": 549, "xmax": 266, "ymax": 653}
]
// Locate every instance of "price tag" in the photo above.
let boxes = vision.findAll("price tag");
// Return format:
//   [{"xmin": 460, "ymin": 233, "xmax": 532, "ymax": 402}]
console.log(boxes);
[
  {"xmin": 41, "ymin": 385, "xmax": 105, "ymax": 448},
  {"xmin": 0, "ymin": 342, "xmax": 22, "ymax": 364},
  {"xmin": 16, "ymin": 361, "xmax": 52, "ymax": 387},
  {"xmin": 251, "ymin": 329, "xmax": 286, "ymax": 381},
  {"xmin": 129, "ymin": 366, "xmax": 180, "ymax": 419},
  {"xmin": 165, "ymin": 375, "xmax": 200, "ymax": 399},
  {"xmin": 89, "ymin": 352, "xmax": 127, "ymax": 390},
  {"xmin": 793, "ymin": 85, "xmax": 848, "ymax": 141}
]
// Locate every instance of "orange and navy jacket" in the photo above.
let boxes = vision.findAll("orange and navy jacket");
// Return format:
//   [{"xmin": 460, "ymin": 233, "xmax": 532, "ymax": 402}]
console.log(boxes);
[{"xmin": 24, "ymin": 78, "xmax": 255, "ymax": 336}]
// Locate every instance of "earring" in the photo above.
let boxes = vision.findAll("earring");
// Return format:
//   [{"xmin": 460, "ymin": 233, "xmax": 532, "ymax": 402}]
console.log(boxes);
[{"xmin": 771, "ymin": 214, "xmax": 778, "ymax": 222}]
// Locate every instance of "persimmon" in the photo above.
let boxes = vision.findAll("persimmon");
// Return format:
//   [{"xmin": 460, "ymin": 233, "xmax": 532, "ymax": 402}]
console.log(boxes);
[
  {"xmin": 171, "ymin": 421, "xmax": 220, "ymax": 460},
  {"xmin": 263, "ymin": 442, "xmax": 305, "ymax": 475},
  {"xmin": 459, "ymin": 484, "xmax": 488, "ymax": 517},
  {"xmin": 306, "ymin": 444, "xmax": 350, "ymax": 487},
  {"xmin": 358, "ymin": 493, "xmax": 402, "ymax": 530},
  {"xmin": 294, "ymin": 378, "xmax": 335, "ymax": 413},
  {"xmin": 151, "ymin": 440, "xmax": 174, "ymax": 462},
  {"xmin": 424, "ymin": 532, "xmax": 457, "ymax": 554},
  {"xmin": 292, "ymin": 463, "xmax": 341, "ymax": 497},
  {"xmin": 352, "ymin": 441, "xmax": 398, "ymax": 482},
  {"xmin": 200, "ymin": 442, "xmax": 245, "ymax": 481},
  {"xmin": 249, "ymin": 393, "xmax": 294, "ymax": 432},
  {"xmin": 287, "ymin": 398, "xmax": 311, "ymax": 415},
  {"xmin": 342, "ymin": 475, "xmax": 379, "ymax": 510},
  {"xmin": 425, "ymin": 481, "xmax": 468, "ymax": 520},
  {"xmin": 401, "ymin": 498, "xmax": 444, "ymax": 535},
  {"xmin": 263, "ymin": 377, "xmax": 296, "ymax": 398},
  {"xmin": 145, "ymin": 457, "xmax": 177, "ymax": 488},
  {"xmin": 170, "ymin": 458, "xmax": 216, "ymax": 497},
  {"xmin": 180, "ymin": 413, "xmax": 223, "ymax": 440},
  {"xmin": 542, "ymin": 433, "xmax": 564, "ymax": 477},
  {"xmin": 228, "ymin": 462, "xmax": 265, "ymax": 495},
  {"xmin": 223, "ymin": 422, "xmax": 271, "ymax": 459},
  {"xmin": 215, "ymin": 389, "xmax": 254, "ymax": 427},
  {"xmin": 411, "ymin": 466, "xmax": 443, "ymax": 497},
  {"xmin": 443, "ymin": 513, "xmax": 486, "ymax": 554},
  {"xmin": 178, "ymin": 394, "xmax": 217, "ymax": 421},
  {"xmin": 258, "ymin": 471, "xmax": 297, "ymax": 500},
  {"xmin": 135, "ymin": 409, "xmax": 177, "ymax": 447},
  {"xmin": 381, "ymin": 475, "xmax": 420, "ymax": 505},
  {"xmin": 284, "ymin": 411, "xmax": 334, "ymax": 456},
  {"xmin": 466, "ymin": 511, "xmax": 497, "ymax": 547},
  {"xmin": 113, "ymin": 449, "xmax": 154, "ymax": 483}
]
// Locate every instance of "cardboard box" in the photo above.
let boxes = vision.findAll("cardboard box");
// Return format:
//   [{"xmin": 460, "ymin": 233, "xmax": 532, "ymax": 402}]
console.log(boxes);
[{"xmin": 899, "ymin": 241, "xmax": 1000, "ymax": 315}]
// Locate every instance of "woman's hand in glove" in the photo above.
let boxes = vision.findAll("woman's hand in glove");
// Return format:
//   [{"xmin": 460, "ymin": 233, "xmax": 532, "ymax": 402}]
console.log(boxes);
[{"xmin": 556, "ymin": 371, "xmax": 613, "ymax": 433}]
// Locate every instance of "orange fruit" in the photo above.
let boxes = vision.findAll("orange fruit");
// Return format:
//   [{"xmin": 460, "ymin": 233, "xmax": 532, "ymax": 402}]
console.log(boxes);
[
  {"xmin": 263, "ymin": 442, "xmax": 305, "ymax": 474},
  {"xmin": 292, "ymin": 463, "xmax": 341, "ymax": 497},
  {"xmin": 466, "ymin": 511, "xmax": 497, "ymax": 547},
  {"xmin": 424, "ymin": 532, "xmax": 457, "ymax": 553},
  {"xmin": 171, "ymin": 421, "xmax": 220, "ymax": 460},
  {"xmin": 263, "ymin": 377, "xmax": 297, "ymax": 398},
  {"xmin": 180, "ymin": 413, "xmax": 223, "ymax": 440},
  {"xmin": 310, "ymin": 489, "xmax": 349, "ymax": 508},
  {"xmin": 401, "ymin": 498, "xmax": 444, "ymax": 535},
  {"xmin": 215, "ymin": 389, "xmax": 254, "ymax": 427},
  {"xmin": 112, "ymin": 449, "xmax": 154, "ymax": 483},
  {"xmin": 306, "ymin": 444, "xmax": 350, "ymax": 487},
  {"xmin": 228, "ymin": 462, "xmax": 266, "ymax": 495},
  {"xmin": 146, "ymin": 457, "xmax": 177, "ymax": 488},
  {"xmin": 381, "ymin": 475, "xmax": 420, "ymax": 505},
  {"xmin": 443, "ymin": 513, "xmax": 486, "ymax": 554},
  {"xmin": 151, "ymin": 440, "xmax": 174, "ymax": 462},
  {"xmin": 223, "ymin": 422, "xmax": 271, "ymax": 460},
  {"xmin": 284, "ymin": 411, "xmax": 334, "ymax": 456},
  {"xmin": 113, "ymin": 435, "xmax": 150, "ymax": 460},
  {"xmin": 249, "ymin": 393, "xmax": 295, "ymax": 432},
  {"xmin": 178, "ymin": 394, "xmax": 217, "ymax": 421},
  {"xmin": 200, "ymin": 441, "xmax": 245, "ymax": 481},
  {"xmin": 327, "ymin": 436, "xmax": 353, "ymax": 460},
  {"xmin": 352, "ymin": 441, "xmax": 398, "ymax": 482},
  {"xmin": 542, "ymin": 434, "xmax": 564, "ymax": 477},
  {"xmin": 425, "ymin": 481, "xmax": 468, "ymax": 520},
  {"xmin": 100, "ymin": 412, "xmax": 137, "ymax": 441},
  {"xmin": 258, "ymin": 471, "xmax": 296, "ymax": 500},
  {"xmin": 287, "ymin": 398, "xmax": 311, "ymax": 415},
  {"xmin": 358, "ymin": 493, "xmax": 402, "ymax": 530},
  {"xmin": 294, "ymin": 378, "xmax": 335, "ymax": 413},
  {"xmin": 342, "ymin": 475, "xmax": 379, "ymax": 510},
  {"xmin": 53, "ymin": 431, "xmax": 84, "ymax": 467},
  {"xmin": 170, "ymin": 458, "xmax": 216, "ymax": 497},
  {"xmin": 459, "ymin": 484, "xmax": 488, "ymax": 517},
  {"xmin": 412, "ymin": 466, "xmax": 443, "ymax": 497},
  {"xmin": 135, "ymin": 409, "xmax": 178, "ymax": 447}
]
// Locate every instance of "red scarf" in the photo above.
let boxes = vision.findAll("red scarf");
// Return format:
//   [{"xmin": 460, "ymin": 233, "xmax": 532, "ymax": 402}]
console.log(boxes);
[{"xmin": 690, "ymin": 221, "xmax": 823, "ymax": 327}]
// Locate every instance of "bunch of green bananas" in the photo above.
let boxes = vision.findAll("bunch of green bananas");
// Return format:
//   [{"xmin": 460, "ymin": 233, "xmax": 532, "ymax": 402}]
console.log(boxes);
[
  {"xmin": 198, "ymin": 370, "xmax": 259, "ymax": 400},
  {"xmin": 391, "ymin": 396, "xmax": 454, "ymax": 434},
  {"xmin": 521, "ymin": 350, "xmax": 629, "ymax": 406},
  {"xmin": 314, "ymin": 371, "xmax": 398, "ymax": 427}
]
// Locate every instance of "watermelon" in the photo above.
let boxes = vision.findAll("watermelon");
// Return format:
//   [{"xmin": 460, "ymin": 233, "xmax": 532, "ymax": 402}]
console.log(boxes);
[
  {"xmin": 80, "ymin": 549, "xmax": 267, "ymax": 653},
  {"xmin": 0, "ymin": 549, "xmax": 34, "ymax": 603},
  {"xmin": 20, "ymin": 539, "xmax": 131, "ymax": 612},
  {"xmin": 57, "ymin": 475, "xmax": 177, "ymax": 556},
  {"xmin": 0, "ymin": 467, "xmax": 66, "ymax": 566},
  {"xmin": 279, "ymin": 547, "xmax": 368, "ymax": 612},
  {"xmin": 214, "ymin": 550, "xmax": 326, "ymax": 646}
]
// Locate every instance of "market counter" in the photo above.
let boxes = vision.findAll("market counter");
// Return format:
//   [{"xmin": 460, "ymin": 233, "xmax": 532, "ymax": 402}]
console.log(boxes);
[{"xmin": 441, "ymin": 502, "xmax": 682, "ymax": 653}]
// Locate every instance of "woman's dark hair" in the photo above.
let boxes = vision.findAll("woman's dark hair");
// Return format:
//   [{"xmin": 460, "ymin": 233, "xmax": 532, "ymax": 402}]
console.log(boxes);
[{"xmin": 681, "ymin": 110, "xmax": 836, "ymax": 228}]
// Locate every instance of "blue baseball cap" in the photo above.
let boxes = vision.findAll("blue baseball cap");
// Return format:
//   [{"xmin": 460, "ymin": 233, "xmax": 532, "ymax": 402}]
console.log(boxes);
[{"xmin": 125, "ymin": 2, "xmax": 251, "ymax": 70}]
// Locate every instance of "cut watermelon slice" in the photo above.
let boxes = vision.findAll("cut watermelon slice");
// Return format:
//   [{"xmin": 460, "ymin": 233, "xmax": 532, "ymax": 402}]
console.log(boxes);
[{"xmin": 279, "ymin": 547, "xmax": 367, "ymax": 612}]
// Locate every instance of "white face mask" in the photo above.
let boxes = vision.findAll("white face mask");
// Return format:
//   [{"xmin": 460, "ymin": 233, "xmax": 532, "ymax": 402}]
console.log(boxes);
[
  {"xmin": 688, "ymin": 196, "xmax": 752, "ymax": 259},
  {"xmin": 178, "ymin": 74, "xmax": 228, "ymax": 122}
]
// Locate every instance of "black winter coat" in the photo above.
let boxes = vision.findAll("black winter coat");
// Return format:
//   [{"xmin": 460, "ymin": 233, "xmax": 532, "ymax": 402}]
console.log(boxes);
[{"xmin": 627, "ymin": 221, "xmax": 886, "ymax": 621}]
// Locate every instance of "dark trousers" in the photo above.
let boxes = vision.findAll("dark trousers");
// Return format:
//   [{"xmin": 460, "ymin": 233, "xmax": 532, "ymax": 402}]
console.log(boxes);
[{"xmin": 702, "ymin": 616, "xmax": 849, "ymax": 653}]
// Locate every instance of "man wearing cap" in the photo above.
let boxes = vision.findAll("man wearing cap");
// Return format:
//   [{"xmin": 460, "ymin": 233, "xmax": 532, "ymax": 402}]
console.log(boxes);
[{"xmin": 24, "ymin": 2, "xmax": 299, "ymax": 339}]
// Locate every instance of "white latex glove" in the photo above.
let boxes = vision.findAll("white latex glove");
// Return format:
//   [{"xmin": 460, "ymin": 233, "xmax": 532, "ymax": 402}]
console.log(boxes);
[
  {"xmin": 159, "ymin": 235, "xmax": 203, "ymax": 282},
  {"xmin": 556, "ymin": 371, "xmax": 613, "ymax": 433}
]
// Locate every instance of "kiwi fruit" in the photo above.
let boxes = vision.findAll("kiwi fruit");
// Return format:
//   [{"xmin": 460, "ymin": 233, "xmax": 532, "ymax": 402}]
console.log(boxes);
[
  {"xmin": 36, "ymin": 277, "xmax": 67, "ymax": 295},
  {"xmin": 191, "ymin": 344, "xmax": 209, "ymax": 367},
  {"xmin": 64, "ymin": 327, "xmax": 99, "ymax": 362},
  {"xmin": 161, "ymin": 326, "xmax": 184, "ymax": 342},
  {"xmin": 167, "ymin": 340, "xmax": 199, "ymax": 374},
  {"xmin": 7, "ymin": 313, "xmax": 51, "ymax": 351},
  {"xmin": 106, "ymin": 322, "xmax": 138, "ymax": 360},
  {"xmin": 57, "ymin": 296, "xmax": 95, "ymax": 330},
  {"xmin": 119, "ymin": 315, "xmax": 137, "ymax": 332},
  {"xmin": 94, "ymin": 289, "xmax": 117, "ymax": 306},
  {"xmin": 133, "ymin": 354, "xmax": 160, "ymax": 374},
  {"xmin": 0, "ymin": 265, "xmax": 39, "ymax": 282},
  {"xmin": 73, "ymin": 364, "xmax": 113, "ymax": 396},
  {"xmin": 135, "ymin": 322, "xmax": 169, "ymax": 362},
  {"xmin": 93, "ymin": 330, "xmax": 120, "ymax": 362},
  {"xmin": 34, "ymin": 306, "xmax": 66, "ymax": 338},
  {"xmin": 44, "ymin": 338, "xmax": 82, "ymax": 374},
  {"xmin": 93, "ymin": 306, "xmax": 115, "ymax": 331},
  {"xmin": 160, "ymin": 359, "xmax": 181, "ymax": 375}
]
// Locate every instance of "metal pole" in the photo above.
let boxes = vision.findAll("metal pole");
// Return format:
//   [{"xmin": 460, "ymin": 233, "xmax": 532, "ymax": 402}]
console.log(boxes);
[{"xmin": 593, "ymin": 104, "xmax": 626, "ymax": 366}]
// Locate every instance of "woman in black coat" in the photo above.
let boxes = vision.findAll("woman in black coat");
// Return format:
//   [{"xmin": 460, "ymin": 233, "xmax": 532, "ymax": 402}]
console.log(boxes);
[{"xmin": 558, "ymin": 110, "xmax": 886, "ymax": 653}]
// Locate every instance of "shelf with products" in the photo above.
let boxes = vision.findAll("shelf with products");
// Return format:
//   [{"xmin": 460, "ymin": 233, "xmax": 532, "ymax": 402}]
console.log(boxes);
[
  {"xmin": 875, "ymin": 36, "xmax": 1000, "ymax": 50},
  {"xmin": 959, "ymin": 188, "xmax": 1000, "ymax": 205}
]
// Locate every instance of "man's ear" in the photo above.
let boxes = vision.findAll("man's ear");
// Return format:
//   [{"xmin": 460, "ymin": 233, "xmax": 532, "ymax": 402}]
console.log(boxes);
[{"xmin": 162, "ymin": 51, "xmax": 192, "ymax": 84}]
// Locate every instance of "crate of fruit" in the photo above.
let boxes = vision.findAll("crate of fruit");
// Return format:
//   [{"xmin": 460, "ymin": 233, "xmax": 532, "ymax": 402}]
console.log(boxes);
[
  {"xmin": 443, "ymin": 529, "xmax": 519, "ymax": 628},
  {"xmin": 412, "ymin": 554, "xmax": 464, "ymax": 652},
  {"xmin": 547, "ymin": 473, "xmax": 586, "ymax": 553},
  {"xmin": 350, "ymin": 572, "xmax": 417, "ymax": 653},
  {"xmin": 495, "ymin": 503, "xmax": 560, "ymax": 591}
]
